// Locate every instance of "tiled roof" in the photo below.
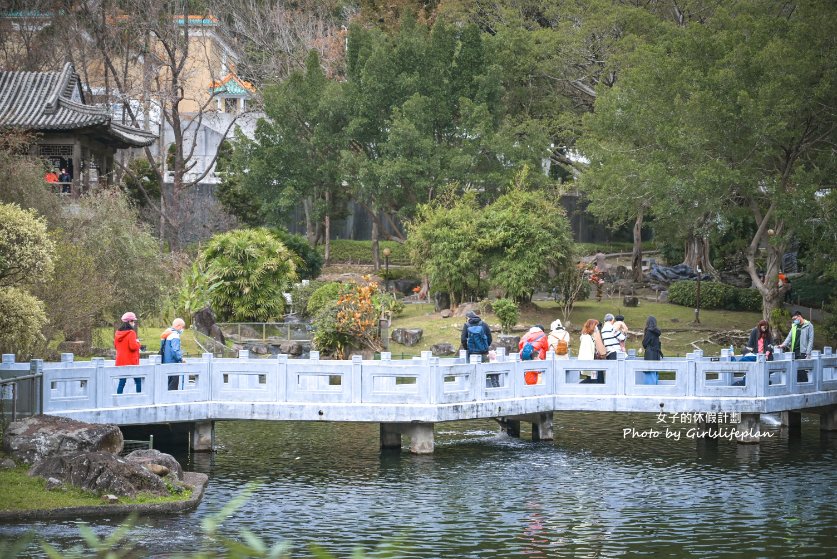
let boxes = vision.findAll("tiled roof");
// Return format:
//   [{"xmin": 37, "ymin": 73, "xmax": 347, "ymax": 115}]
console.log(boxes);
[
  {"xmin": 209, "ymin": 73, "xmax": 255, "ymax": 96},
  {"xmin": 0, "ymin": 63, "xmax": 156, "ymax": 148}
]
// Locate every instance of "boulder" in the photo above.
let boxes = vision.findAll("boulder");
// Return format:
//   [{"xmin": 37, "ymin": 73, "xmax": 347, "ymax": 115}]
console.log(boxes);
[
  {"xmin": 454, "ymin": 303, "xmax": 481, "ymax": 317},
  {"xmin": 391, "ymin": 328, "xmax": 423, "ymax": 347},
  {"xmin": 434, "ymin": 292, "xmax": 451, "ymax": 312},
  {"xmin": 494, "ymin": 335, "xmax": 521, "ymax": 355},
  {"xmin": 430, "ymin": 343, "xmax": 457, "ymax": 357},
  {"xmin": 623, "ymin": 296, "xmax": 639, "ymax": 307},
  {"xmin": 192, "ymin": 306, "xmax": 225, "ymax": 344},
  {"xmin": 145, "ymin": 464, "xmax": 170, "ymax": 477},
  {"xmin": 0, "ymin": 458, "xmax": 16, "ymax": 470},
  {"xmin": 244, "ymin": 342, "xmax": 270, "ymax": 355},
  {"xmin": 440, "ymin": 309, "xmax": 452, "ymax": 318},
  {"xmin": 124, "ymin": 449, "xmax": 184, "ymax": 481},
  {"xmin": 278, "ymin": 341, "xmax": 305, "ymax": 356},
  {"xmin": 2, "ymin": 415, "xmax": 123, "ymax": 465},
  {"xmin": 102, "ymin": 494, "xmax": 119, "ymax": 504},
  {"xmin": 45, "ymin": 477, "xmax": 62, "ymax": 491},
  {"xmin": 658, "ymin": 290, "xmax": 669, "ymax": 303},
  {"xmin": 29, "ymin": 451, "xmax": 170, "ymax": 497}
]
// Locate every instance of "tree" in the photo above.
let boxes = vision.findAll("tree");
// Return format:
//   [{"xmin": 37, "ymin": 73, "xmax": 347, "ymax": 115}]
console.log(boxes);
[
  {"xmin": 220, "ymin": 50, "xmax": 349, "ymax": 260},
  {"xmin": 200, "ymin": 228, "xmax": 298, "ymax": 322},
  {"xmin": 582, "ymin": 0, "xmax": 837, "ymax": 320},
  {"xmin": 481, "ymin": 168, "xmax": 574, "ymax": 301}
]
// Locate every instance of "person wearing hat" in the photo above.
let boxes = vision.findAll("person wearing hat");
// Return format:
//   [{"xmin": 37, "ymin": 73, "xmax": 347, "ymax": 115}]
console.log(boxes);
[
  {"xmin": 115, "ymin": 312, "xmax": 142, "ymax": 394},
  {"xmin": 461, "ymin": 310, "xmax": 492, "ymax": 365},
  {"xmin": 547, "ymin": 319, "xmax": 571, "ymax": 359},
  {"xmin": 778, "ymin": 311, "xmax": 815, "ymax": 381}
]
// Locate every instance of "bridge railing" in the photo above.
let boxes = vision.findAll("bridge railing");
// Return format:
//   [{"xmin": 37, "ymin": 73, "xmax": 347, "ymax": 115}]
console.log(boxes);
[{"xmin": 1, "ymin": 347, "xmax": 834, "ymax": 414}]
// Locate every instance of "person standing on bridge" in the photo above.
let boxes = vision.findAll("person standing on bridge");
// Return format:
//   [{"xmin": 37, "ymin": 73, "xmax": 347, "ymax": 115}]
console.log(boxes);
[
  {"xmin": 641, "ymin": 315, "xmax": 662, "ymax": 385},
  {"xmin": 778, "ymin": 311, "xmax": 814, "ymax": 381},
  {"xmin": 547, "ymin": 319, "xmax": 570, "ymax": 360},
  {"xmin": 601, "ymin": 313, "xmax": 626, "ymax": 360},
  {"xmin": 461, "ymin": 310, "xmax": 492, "ymax": 364},
  {"xmin": 115, "ymin": 312, "xmax": 142, "ymax": 394},
  {"xmin": 161, "ymin": 318, "xmax": 186, "ymax": 390}
]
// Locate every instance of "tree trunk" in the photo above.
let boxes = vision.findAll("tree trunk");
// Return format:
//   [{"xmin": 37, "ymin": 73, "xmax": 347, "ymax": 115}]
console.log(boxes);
[
  {"xmin": 745, "ymin": 204, "xmax": 790, "ymax": 323},
  {"xmin": 323, "ymin": 192, "xmax": 331, "ymax": 266},
  {"xmin": 631, "ymin": 210, "xmax": 644, "ymax": 282},
  {"xmin": 682, "ymin": 234, "xmax": 715, "ymax": 276},
  {"xmin": 302, "ymin": 197, "xmax": 316, "ymax": 245},
  {"xmin": 371, "ymin": 214, "xmax": 380, "ymax": 271}
]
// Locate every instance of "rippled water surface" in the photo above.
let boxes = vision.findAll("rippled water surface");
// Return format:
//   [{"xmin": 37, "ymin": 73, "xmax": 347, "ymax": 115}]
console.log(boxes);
[{"xmin": 2, "ymin": 413, "xmax": 836, "ymax": 558}]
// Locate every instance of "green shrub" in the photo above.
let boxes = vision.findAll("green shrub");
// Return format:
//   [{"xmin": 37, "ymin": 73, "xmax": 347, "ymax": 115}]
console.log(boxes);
[
  {"xmin": 374, "ymin": 292, "xmax": 405, "ymax": 318},
  {"xmin": 272, "ymin": 229, "xmax": 323, "ymax": 280},
  {"xmin": 669, "ymin": 280, "xmax": 763, "ymax": 312},
  {"xmin": 381, "ymin": 266, "xmax": 421, "ymax": 282},
  {"xmin": 306, "ymin": 282, "xmax": 342, "ymax": 317},
  {"xmin": 290, "ymin": 281, "xmax": 326, "ymax": 318},
  {"xmin": 0, "ymin": 287, "xmax": 47, "ymax": 357},
  {"xmin": 320, "ymin": 240, "xmax": 410, "ymax": 265},
  {"xmin": 492, "ymin": 298, "xmax": 519, "ymax": 334},
  {"xmin": 0, "ymin": 202, "xmax": 54, "ymax": 288}
]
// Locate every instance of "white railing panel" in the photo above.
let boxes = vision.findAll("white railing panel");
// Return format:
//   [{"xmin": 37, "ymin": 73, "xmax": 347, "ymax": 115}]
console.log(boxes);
[
  {"xmin": 765, "ymin": 361, "xmax": 791, "ymax": 397},
  {"xmin": 154, "ymin": 362, "xmax": 210, "ymax": 404},
  {"xmin": 695, "ymin": 362, "xmax": 757, "ymax": 397},
  {"xmin": 623, "ymin": 360, "xmax": 687, "ymax": 397},
  {"xmin": 475, "ymin": 362, "xmax": 515, "ymax": 400},
  {"xmin": 514, "ymin": 361, "xmax": 553, "ymax": 398},
  {"xmin": 42, "ymin": 367, "xmax": 97, "ymax": 412},
  {"xmin": 436, "ymin": 364, "xmax": 475, "ymax": 404},
  {"xmin": 212, "ymin": 360, "xmax": 278, "ymax": 402},
  {"xmin": 789, "ymin": 358, "xmax": 818, "ymax": 394},
  {"xmin": 107, "ymin": 364, "xmax": 156, "ymax": 407},
  {"xmin": 285, "ymin": 361, "xmax": 353, "ymax": 403},
  {"xmin": 821, "ymin": 353, "xmax": 837, "ymax": 390},
  {"xmin": 361, "ymin": 362, "xmax": 427, "ymax": 404},
  {"xmin": 555, "ymin": 359, "xmax": 619, "ymax": 395}
]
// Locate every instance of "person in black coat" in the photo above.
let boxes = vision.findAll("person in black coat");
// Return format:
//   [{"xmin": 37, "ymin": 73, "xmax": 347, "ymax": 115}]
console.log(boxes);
[
  {"xmin": 745, "ymin": 319, "xmax": 774, "ymax": 360},
  {"xmin": 642, "ymin": 315, "xmax": 662, "ymax": 385}
]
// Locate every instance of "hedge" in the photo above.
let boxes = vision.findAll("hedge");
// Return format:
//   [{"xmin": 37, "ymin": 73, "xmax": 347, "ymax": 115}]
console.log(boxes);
[
  {"xmin": 318, "ymin": 240, "xmax": 410, "ymax": 265},
  {"xmin": 668, "ymin": 280, "xmax": 762, "ymax": 312}
]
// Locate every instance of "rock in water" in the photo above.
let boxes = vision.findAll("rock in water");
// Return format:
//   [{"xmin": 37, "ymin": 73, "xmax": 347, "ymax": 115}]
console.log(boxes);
[{"xmin": 125, "ymin": 449, "xmax": 183, "ymax": 480}]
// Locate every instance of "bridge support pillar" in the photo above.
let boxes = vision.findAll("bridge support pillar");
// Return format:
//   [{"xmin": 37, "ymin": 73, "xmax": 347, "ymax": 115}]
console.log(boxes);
[
  {"xmin": 531, "ymin": 413, "xmax": 553, "ymax": 442},
  {"xmin": 404, "ymin": 423, "xmax": 434, "ymax": 454},
  {"xmin": 736, "ymin": 413, "xmax": 761, "ymax": 444},
  {"xmin": 781, "ymin": 411, "xmax": 802, "ymax": 436},
  {"xmin": 820, "ymin": 408, "xmax": 837, "ymax": 431},
  {"xmin": 192, "ymin": 421, "xmax": 215, "ymax": 452},
  {"xmin": 380, "ymin": 423, "xmax": 402, "ymax": 450},
  {"xmin": 499, "ymin": 419, "xmax": 521, "ymax": 438}
]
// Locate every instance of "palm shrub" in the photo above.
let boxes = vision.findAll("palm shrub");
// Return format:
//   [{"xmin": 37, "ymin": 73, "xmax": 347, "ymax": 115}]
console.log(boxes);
[{"xmin": 200, "ymin": 229, "xmax": 298, "ymax": 322}]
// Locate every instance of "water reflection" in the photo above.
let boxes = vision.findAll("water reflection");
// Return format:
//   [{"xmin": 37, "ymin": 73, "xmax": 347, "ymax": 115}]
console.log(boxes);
[{"xmin": 1, "ymin": 413, "xmax": 835, "ymax": 558}]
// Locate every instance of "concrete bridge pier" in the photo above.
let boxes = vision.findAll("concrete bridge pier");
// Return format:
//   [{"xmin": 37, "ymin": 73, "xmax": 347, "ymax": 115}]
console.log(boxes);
[
  {"xmin": 498, "ymin": 418, "xmax": 521, "ymax": 438},
  {"xmin": 531, "ymin": 413, "xmax": 554, "ymax": 441},
  {"xmin": 780, "ymin": 411, "xmax": 802, "ymax": 437},
  {"xmin": 820, "ymin": 407, "xmax": 837, "ymax": 431},
  {"xmin": 192, "ymin": 420, "xmax": 215, "ymax": 452},
  {"xmin": 379, "ymin": 422, "xmax": 435, "ymax": 454},
  {"xmin": 736, "ymin": 413, "xmax": 761, "ymax": 444}
]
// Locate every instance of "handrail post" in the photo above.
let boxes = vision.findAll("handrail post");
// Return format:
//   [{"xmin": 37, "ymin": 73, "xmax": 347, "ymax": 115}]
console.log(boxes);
[
  {"xmin": 811, "ymin": 350, "xmax": 823, "ymax": 391},
  {"xmin": 203, "ymin": 353, "xmax": 214, "ymax": 402},
  {"xmin": 351, "ymin": 355, "xmax": 363, "ymax": 403},
  {"xmin": 29, "ymin": 359, "xmax": 43, "ymax": 416},
  {"xmin": 616, "ymin": 351, "xmax": 627, "ymax": 395},
  {"xmin": 429, "ymin": 356, "xmax": 439, "ymax": 405},
  {"xmin": 685, "ymin": 352, "xmax": 697, "ymax": 397},
  {"xmin": 754, "ymin": 353, "xmax": 766, "ymax": 397}
]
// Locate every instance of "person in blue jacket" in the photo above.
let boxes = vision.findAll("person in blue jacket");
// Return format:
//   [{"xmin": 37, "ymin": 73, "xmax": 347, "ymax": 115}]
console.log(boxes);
[{"xmin": 161, "ymin": 318, "xmax": 185, "ymax": 389}]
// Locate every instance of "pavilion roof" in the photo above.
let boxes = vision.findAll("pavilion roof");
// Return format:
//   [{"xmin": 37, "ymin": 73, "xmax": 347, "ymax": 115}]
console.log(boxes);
[
  {"xmin": 0, "ymin": 63, "xmax": 156, "ymax": 148},
  {"xmin": 209, "ymin": 73, "xmax": 255, "ymax": 97}
]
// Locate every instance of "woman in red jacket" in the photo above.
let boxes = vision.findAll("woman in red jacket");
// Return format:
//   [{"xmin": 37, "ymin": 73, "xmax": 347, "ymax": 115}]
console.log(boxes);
[{"xmin": 115, "ymin": 312, "xmax": 142, "ymax": 394}]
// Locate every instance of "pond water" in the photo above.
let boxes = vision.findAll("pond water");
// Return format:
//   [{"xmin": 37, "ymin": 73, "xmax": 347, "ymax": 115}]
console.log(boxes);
[{"xmin": 2, "ymin": 413, "xmax": 836, "ymax": 558}]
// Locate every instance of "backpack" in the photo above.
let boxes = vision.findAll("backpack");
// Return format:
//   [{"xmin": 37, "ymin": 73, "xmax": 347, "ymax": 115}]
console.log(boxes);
[
  {"xmin": 554, "ymin": 332, "xmax": 568, "ymax": 356},
  {"xmin": 520, "ymin": 334, "xmax": 544, "ymax": 361},
  {"xmin": 467, "ymin": 324, "xmax": 489, "ymax": 353}
]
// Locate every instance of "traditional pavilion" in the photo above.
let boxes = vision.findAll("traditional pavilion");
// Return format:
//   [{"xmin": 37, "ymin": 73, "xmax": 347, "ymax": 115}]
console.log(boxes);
[{"xmin": 0, "ymin": 62, "xmax": 156, "ymax": 195}]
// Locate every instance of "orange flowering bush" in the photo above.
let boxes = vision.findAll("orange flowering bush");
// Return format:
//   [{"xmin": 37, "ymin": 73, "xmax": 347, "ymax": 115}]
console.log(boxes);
[{"xmin": 313, "ymin": 276, "xmax": 384, "ymax": 358}]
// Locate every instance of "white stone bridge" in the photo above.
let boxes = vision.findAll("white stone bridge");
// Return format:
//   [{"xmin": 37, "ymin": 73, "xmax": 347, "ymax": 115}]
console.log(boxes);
[{"xmin": 2, "ymin": 348, "xmax": 836, "ymax": 453}]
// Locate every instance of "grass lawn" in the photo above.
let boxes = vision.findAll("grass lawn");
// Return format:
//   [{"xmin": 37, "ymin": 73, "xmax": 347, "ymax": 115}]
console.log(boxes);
[
  {"xmin": 0, "ymin": 453, "xmax": 191, "ymax": 512},
  {"xmin": 389, "ymin": 298, "xmax": 763, "ymax": 358}
]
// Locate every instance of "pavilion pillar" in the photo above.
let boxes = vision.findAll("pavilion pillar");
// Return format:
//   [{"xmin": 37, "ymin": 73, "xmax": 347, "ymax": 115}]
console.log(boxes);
[{"xmin": 72, "ymin": 140, "xmax": 82, "ymax": 196}]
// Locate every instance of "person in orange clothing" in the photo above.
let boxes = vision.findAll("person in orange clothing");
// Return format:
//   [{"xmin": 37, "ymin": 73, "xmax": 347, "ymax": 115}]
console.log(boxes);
[
  {"xmin": 114, "ymin": 311, "xmax": 142, "ymax": 394},
  {"xmin": 44, "ymin": 169, "xmax": 59, "ymax": 183},
  {"xmin": 519, "ymin": 325, "xmax": 549, "ymax": 360}
]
